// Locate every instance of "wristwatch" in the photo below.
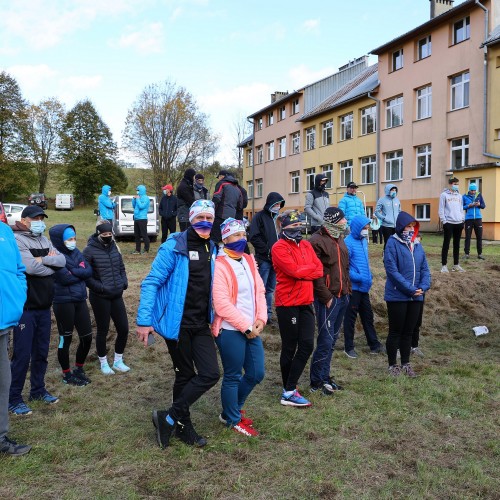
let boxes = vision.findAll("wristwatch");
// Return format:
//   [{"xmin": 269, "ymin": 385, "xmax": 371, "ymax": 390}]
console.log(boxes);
[{"xmin": 244, "ymin": 326, "xmax": 253, "ymax": 336}]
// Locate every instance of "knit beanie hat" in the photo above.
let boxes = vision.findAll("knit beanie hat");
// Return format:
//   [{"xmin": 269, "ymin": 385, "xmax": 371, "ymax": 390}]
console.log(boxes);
[
  {"xmin": 469, "ymin": 183, "xmax": 477, "ymax": 191},
  {"xmin": 279, "ymin": 210, "xmax": 301, "ymax": 228},
  {"xmin": 220, "ymin": 218, "xmax": 246, "ymax": 240},
  {"xmin": 96, "ymin": 221, "xmax": 113, "ymax": 234},
  {"xmin": 62, "ymin": 227, "xmax": 76, "ymax": 241},
  {"xmin": 189, "ymin": 199, "xmax": 215, "ymax": 222},
  {"xmin": 323, "ymin": 207, "xmax": 345, "ymax": 225}
]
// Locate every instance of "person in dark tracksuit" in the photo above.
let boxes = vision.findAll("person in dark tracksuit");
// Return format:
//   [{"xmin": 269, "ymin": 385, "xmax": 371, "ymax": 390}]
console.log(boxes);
[
  {"xmin": 177, "ymin": 168, "xmax": 196, "ymax": 232},
  {"xmin": 159, "ymin": 184, "xmax": 178, "ymax": 243},
  {"xmin": 132, "ymin": 184, "xmax": 150, "ymax": 254},
  {"xmin": 463, "ymin": 183, "xmax": 486, "ymax": 260}
]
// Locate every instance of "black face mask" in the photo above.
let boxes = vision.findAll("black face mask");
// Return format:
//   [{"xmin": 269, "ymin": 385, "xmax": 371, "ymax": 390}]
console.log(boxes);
[
  {"xmin": 99, "ymin": 235, "xmax": 113, "ymax": 245},
  {"xmin": 282, "ymin": 228, "xmax": 303, "ymax": 243}
]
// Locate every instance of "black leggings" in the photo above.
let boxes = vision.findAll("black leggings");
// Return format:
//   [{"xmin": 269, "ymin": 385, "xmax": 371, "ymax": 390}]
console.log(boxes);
[
  {"xmin": 161, "ymin": 217, "xmax": 177, "ymax": 243},
  {"xmin": 134, "ymin": 219, "xmax": 150, "ymax": 252},
  {"xmin": 464, "ymin": 219, "xmax": 483, "ymax": 256},
  {"xmin": 53, "ymin": 301, "xmax": 93, "ymax": 371},
  {"xmin": 381, "ymin": 226, "xmax": 396, "ymax": 250},
  {"xmin": 89, "ymin": 294, "xmax": 129, "ymax": 357},
  {"xmin": 442, "ymin": 222, "xmax": 464, "ymax": 265}
]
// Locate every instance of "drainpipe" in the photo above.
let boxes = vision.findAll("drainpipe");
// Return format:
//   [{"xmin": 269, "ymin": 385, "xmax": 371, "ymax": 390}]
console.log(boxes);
[
  {"xmin": 367, "ymin": 91, "xmax": 382, "ymax": 200},
  {"xmin": 246, "ymin": 117, "xmax": 256, "ymax": 217},
  {"xmin": 475, "ymin": 0, "xmax": 500, "ymax": 160}
]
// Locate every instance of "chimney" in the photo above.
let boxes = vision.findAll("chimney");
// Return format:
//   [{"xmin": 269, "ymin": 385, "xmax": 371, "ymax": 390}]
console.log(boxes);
[
  {"xmin": 271, "ymin": 91, "xmax": 288, "ymax": 103},
  {"xmin": 430, "ymin": 0, "xmax": 454, "ymax": 19}
]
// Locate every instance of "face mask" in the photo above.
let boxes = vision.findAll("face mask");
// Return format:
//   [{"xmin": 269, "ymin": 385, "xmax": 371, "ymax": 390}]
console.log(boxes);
[
  {"xmin": 282, "ymin": 228, "xmax": 303, "ymax": 243},
  {"xmin": 390, "ymin": 191, "xmax": 397, "ymax": 199},
  {"xmin": 64, "ymin": 241, "xmax": 77, "ymax": 251},
  {"xmin": 30, "ymin": 220, "xmax": 46, "ymax": 235},
  {"xmin": 324, "ymin": 221, "xmax": 347, "ymax": 238},
  {"xmin": 136, "ymin": 190, "xmax": 140, "ymax": 195},
  {"xmin": 99, "ymin": 235, "xmax": 113, "ymax": 245},
  {"xmin": 401, "ymin": 230, "xmax": 414, "ymax": 243},
  {"xmin": 191, "ymin": 220, "xmax": 213, "ymax": 239},
  {"xmin": 451, "ymin": 185, "xmax": 459, "ymax": 192},
  {"xmin": 360, "ymin": 229, "xmax": 369, "ymax": 238},
  {"xmin": 223, "ymin": 238, "xmax": 247, "ymax": 259},
  {"xmin": 269, "ymin": 205, "xmax": 280, "ymax": 215},
  {"xmin": 163, "ymin": 190, "xmax": 167, "ymax": 195},
  {"xmin": 108, "ymin": 191, "xmax": 111, "ymax": 196}
]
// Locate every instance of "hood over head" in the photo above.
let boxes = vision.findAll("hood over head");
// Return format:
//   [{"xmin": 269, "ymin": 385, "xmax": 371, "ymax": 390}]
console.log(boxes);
[
  {"xmin": 49, "ymin": 223, "xmax": 76, "ymax": 253},
  {"xmin": 264, "ymin": 191, "xmax": 285, "ymax": 212},
  {"xmin": 395, "ymin": 211, "xmax": 420, "ymax": 238},
  {"xmin": 183, "ymin": 168, "xmax": 196, "ymax": 181},
  {"xmin": 349, "ymin": 215, "xmax": 371, "ymax": 239},
  {"xmin": 384, "ymin": 184, "xmax": 398, "ymax": 196},
  {"xmin": 314, "ymin": 173, "xmax": 328, "ymax": 189},
  {"xmin": 136, "ymin": 185, "xmax": 147, "ymax": 196},
  {"xmin": 101, "ymin": 185, "xmax": 111, "ymax": 195}
]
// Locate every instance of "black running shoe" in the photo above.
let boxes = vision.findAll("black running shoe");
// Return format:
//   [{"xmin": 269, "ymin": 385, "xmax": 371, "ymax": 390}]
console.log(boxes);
[
  {"xmin": 175, "ymin": 421, "xmax": 207, "ymax": 447},
  {"xmin": 63, "ymin": 373, "xmax": 87, "ymax": 387},
  {"xmin": 152, "ymin": 410, "xmax": 175, "ymax": 449},
  {"xmin": 73, "ymin": 367, "xmax": 91, "ymax": 384}
]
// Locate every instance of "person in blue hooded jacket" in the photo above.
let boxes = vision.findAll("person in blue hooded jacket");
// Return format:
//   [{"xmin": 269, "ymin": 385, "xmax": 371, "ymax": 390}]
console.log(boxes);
[
  {"xmin": 343, "ymin": 215, "xmax": 384, "ymax": 358},
  {"xmin": 462, "ymin": 183, "xmax": 486, "ymax": 260},
  {"xmin": 49, "ymin": 224, "xmax": 93, "ymax": 386},
  {"xmin": 375, "ymin": 184, "xmax": 401, "ymax": 249},
  {"xmin": 383, "ymin": 211, "xmax": 431, "ymax": 378},
  {"xmin": 131, "ymin": 184, "xmax": 150, "ymax": 254},
  {"xmin": 98, "ymin": 185, "xmax": 116, "ymax": 222}
]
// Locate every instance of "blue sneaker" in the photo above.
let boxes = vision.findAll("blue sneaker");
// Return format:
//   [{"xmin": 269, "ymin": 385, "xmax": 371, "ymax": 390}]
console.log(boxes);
[
  {"xmin": 8, "ymin": 402, "xmax": 33, "ymax": 416},
  {"xmin": 112, "ymin": 359, "xmax": 130, "ymax": 373},
  {"xmin": 280, "ymin": 389, "xmax": 312, "ymax": 407},
  {"xmin": 29, "ymin": 392, "xmax": 59, "ymax": 405}
]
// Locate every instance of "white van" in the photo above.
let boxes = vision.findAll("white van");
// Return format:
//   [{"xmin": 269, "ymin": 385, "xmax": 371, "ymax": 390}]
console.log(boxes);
[
  {"xmin": 112, "ymin": 195, "xmax": 159, "ymax": 242},
  {"xmin": 55, "ymin": 194, "xmax": 74, "ymax": 210}
]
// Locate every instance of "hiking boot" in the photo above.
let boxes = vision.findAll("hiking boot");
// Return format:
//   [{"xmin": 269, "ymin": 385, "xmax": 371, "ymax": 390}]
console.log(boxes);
[
  {"xmin": 73, "ymin": 367, "xmax": 91, "ymax": 384},
  {"xmin": 219, "ymin": 410, "xmax": 253, "ymax": 427},
  {"xmin": 8, "ymin": 402, "xmax": 32, "ymax": 416},
  {"xmin": 112, "ymin": 359, "xmax": 130, "ymax": 372},
  {"xmin": 29, "ymin": 392, "xmax": 59, "ymax": 405},
  {"xmin": 232, "ymin": 421, "xmax": 259, "ymax": 437},
  {"xmin": 344, "ymin": 349, "xmax": 358, "ymax": 359},
  {"xmin": 175, "ymin": 421, "xmax": 207, "ymax": 447},
  {"xmin": 370, "ymin": 344, "xmax": 386, "ymax": 354},
  {"xmin": 411, "ymin": 347, "xmax": 424, "ymax": 357},
  {"xmin": 451, "ymin": 265, "xmax": 465, "ymax": 272},
  {"xmin": 152, "ymin": 410, "xmax": 175, "ymax": 449},
  {"xmin": 0, "ymin": 437, "xmax": 32, "ymax": 456},
  {"xmin": 401, "ymin": 363, "xmax": 417, "ymax": 378},
  {"xmin": 388, "ymin": 365, "xmax": 401, "ymax": 377},
  {"xmin": 280, "ymin": 389, "xmax": 312, "ymax": 407},
  {"xmin": 63, "ymin": 373, "xmax": 87, "ymax": 387},
  {"xmin": 130, "ymin": 250, "xmax": 141, "ymax": 255},
  {"xmin": 440, "ymin": 265, "xmax": 449, "ymax": 273},
  {"xmin": 478, "ymin": 255, "xmax": 485, "ymax": 260}
]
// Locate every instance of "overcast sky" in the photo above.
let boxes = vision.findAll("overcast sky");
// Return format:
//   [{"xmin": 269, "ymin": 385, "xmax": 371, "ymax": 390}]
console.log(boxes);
[{"xmin": 0, "ymin": 0, "xmax": 468, "ymax": 166}]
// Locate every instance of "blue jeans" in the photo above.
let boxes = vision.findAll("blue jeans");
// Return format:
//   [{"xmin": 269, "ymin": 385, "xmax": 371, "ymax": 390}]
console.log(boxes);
[
  {"xmin": 257, "ymin": 260, "xmax": 276, "ymax": 321},
  {"xmin": 310, "ymin": 296, "xmax": 349, "ymax": 387},
  {"xmin": 215, "ymin": 329, "xmax": 265, "ymax": 426}
]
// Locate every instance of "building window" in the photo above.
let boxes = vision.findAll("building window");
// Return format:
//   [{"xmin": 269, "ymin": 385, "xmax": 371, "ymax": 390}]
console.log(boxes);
[
  {"xmin": 386, "ymin": 96, "xmax": 403, "ymax": 128},
  {"xmin": 266, "ymin": 141, "xmax": 275, "ymax": 161},
  {"xmin": 305, "ymin": 168, "xmax": 316, "ymax": 191},
  {"xmin": 361, "ymin": 105, "xmax": 377, "ymax": 135},
  {"xmin": 291, "ymin": 131, "xmax": 300, "ymax": 154},
  {"xmin": 322, "ymin": 164, "xmax": 333, "ymax": 189},
  {"xmin": 416, "ymin": 86, "xmax": 432, "ymax": 119},
  {"xmin": 416, "ymin": 144, "xmax": 431, "ymax": 177},
  {"xmin": 322, "ymin": 120, "xmax": 333, "ymax": 145},
  {"xmin": 361, "ymin": 155, "xmax": 376, "ymax": 184},
  {"xmin": 415, "ymin": 204, "xmax": 431, "ymax": 221},
  {"xmin": 247, "ymin": 180, "xmax": 254, "ymax": 199},
  {"xmin": 417, "ymin": 35, "xmax": 431, "ymax": 60},
  {"xmin": 256, "ymin": 145, "xmax": 263, "ymax": 164},
  {"xmin": 340, "ymin": 113, "xmax": 353, "ymax": 141},
  {"xmin": 451, "ymin": 71, "xmax": 470, "ymax": 110},
  {"xmin": 392, "ymin": 48, "xmax": 403, "ymax": 71},
  {"xmin": 247, "ymin": 149, "xmax": 253, "ymax": 167},
  {"xmin": 257, "ymin": 117, "xmax": 262, "ymax": 130},
  {"xmin": 453, "ymin": 16, "xmax": 470, "ymax": 44},
  {"xmin": 385, "ymin": 150, "xmax": 403, "ymax": 181},
  {"xmin": 306, "ymin": 126, "xmax": 316, "ymax": 150},
  {"xmin": 340, "ymin": 160, "xmax": 353, "ymax": 187},
  {"xmin": 291, "ymin": 98, "xmax": 299, "ymax": 115},
  {"xmin": 278, "ymin": 106, "xmax": 286, "ymax": 121},
  {"xmin": 256, "ymin": 178, "xmax": 263, "ymax": 198},
  {"xmin": 291, "ymin": 171, "xmax": 300, "ymax": 193},
  {"xmin": 278, "ymin": 137, "xmax": 286, "ymax": 158},
  {"xmin": 451, "ymin": 137, "xmax": 469, "ymax": 169},
  {"xmin": 365, "ymin": 206, "xmax": 373, "ymax": 218},
  {"xmin": 267, "ymin": 112, "xmax": 274, "ymax": 126}
]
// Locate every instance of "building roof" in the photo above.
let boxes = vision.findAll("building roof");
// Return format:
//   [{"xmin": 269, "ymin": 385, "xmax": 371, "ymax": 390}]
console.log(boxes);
[
  {"xmin": 247, "ymin": 91, "xmax": 301, "ymax": 119},
  {"xmin": 237, "ymin": 134, "xmax": 253, "ymax": 148},
  {"xmin": 370, "ymin": 0, "xmax": 476, "ymax": 55},
  {"xmin": 482, "ymin": 24, "xmax": 500, "ymax": 46},
  {"xmin": 297, "ymin": 64, "xmax": 379, "ymax": 122}
]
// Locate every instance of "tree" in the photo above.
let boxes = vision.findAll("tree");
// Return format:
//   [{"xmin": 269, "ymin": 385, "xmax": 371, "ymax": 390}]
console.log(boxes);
[
  {"xmin": 231, "ymin": 113, "xmax": 252, "ymax": 175},
  {"xmin": 123, "ymin": 80, "xmax": 218, "ymax": 197},
  {"xmin": 59, "ymin": 100, "xmax": 127, "ymax": 204},
  {"xmin": 20, "ymin": 98, "xmax": 65, "ymax": 193}
]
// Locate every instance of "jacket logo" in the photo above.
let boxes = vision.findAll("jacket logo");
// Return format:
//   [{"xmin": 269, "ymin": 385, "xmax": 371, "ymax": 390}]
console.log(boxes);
[
  {"xmin": 291, "ymin": 317, "xmax": 297, "ymax": 325},
  {"xmin": 19, "ymin": 324, "xmax": 25, "ymax": 331}
]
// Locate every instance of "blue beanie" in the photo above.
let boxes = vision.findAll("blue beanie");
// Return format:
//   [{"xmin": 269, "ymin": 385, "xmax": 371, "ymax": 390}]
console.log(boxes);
[
  {"xmin": 63, "ymin": 227, "xmax": 76, "ymax": 241},
  {"xmin": 469, "ymin": 183, "xmax": 477, "ymax": 191}
]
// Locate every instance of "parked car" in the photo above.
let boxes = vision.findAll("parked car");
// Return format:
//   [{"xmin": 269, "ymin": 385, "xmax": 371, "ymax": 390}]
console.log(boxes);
[
  {"xmin": 28, "ymin": 193, "xmax": 48, "ymax": 210},
  {"xmin": 299, "ymin": 212, "xmax": 312, "ymax": 234},
  {"xmin": 3, "ymin": 203, "xmax": 27, "ymax": 226},
  {"xmin": 55, "ymin": 193, "xmax": 74, "ymax": 210},
  {"xmin": 0, "ymin": 202, "xmax": 7, "ymax": 225},
  {"xmin": 112, "ymin": 195, "xmax": 159, "ymax": 242}
]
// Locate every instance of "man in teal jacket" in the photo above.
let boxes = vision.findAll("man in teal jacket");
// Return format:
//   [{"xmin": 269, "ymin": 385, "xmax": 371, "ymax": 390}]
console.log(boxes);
[{"xmin": 131, "ymin": 185, "xmax": 150, "ymax": 254}]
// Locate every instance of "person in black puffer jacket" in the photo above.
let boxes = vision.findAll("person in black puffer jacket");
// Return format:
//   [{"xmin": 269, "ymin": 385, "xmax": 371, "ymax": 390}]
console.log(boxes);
[
  {"xmin": 177, "ymin": 168, "xmax": 196, "ymax": 231},
  {"xmin": 83, "ymin": 221, "xmax": 130, "ymax": 376},
  {"xmin": 49, "ymin": 224, "xmax": 94, "ymax": 386}
]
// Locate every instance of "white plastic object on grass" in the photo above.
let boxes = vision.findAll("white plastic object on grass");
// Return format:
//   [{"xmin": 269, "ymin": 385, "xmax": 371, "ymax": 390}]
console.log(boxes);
[{"xmin": 472, "ymin": 326, "xmax": 489, "ymax": 336}]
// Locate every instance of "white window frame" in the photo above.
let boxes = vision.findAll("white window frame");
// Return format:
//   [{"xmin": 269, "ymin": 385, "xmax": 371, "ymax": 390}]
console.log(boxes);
[
  {"xmin": 305, "ymin": 168, "xmax": 316, "ymax": 191},
  {"xmin": 278, "ymin": 137, "xmax": 286, "ymax": 158},
  {"xmin": 417, "ymin": 35, "xmax": 432, "ymax": 60},
  {"xmin": 322, "ymin": 164, "xmax": 333, "ymax": 189},
  {"xmin": 247, "ymin": 149, "xmax": 253, "ymax": 167},
  {"xmin": 278, "ymin": 106, "xmax": 286, "ymax": 121},
  {"xmin": 415, "ymin": 204, "xmax": 431, "ymax": 221},
  {"xmin": 361, "ymin": 106, "xmax": 377, "ymax": 135},
  {"xmin": 291, "ymin": 99, "xmax": 299, "ymax": 115},
  {"xmin": 266, "ymin": 141, "xmax": 275, "ymax": 161},
  {"xmin": 451, "ymin": 137, "xmax": 469, "ymax": 169},
  {"xmin": 453, "ymin": 16, "xmax": 470, "ymax": 44},
  {"xmin": 256, "ymin": 145, "xmax": 263, "ymax": 164},
  {"xmin": 339, "ymin": 160, "xmax": 353, "ymax": 187},
  {"xmin": 256, "ymin": 178, "xmax": 263, "ymax": 198},
  {"xmin": 291, "ymin": 171, "xmax": 300, "ymax": 193},
  {"xmin": 386, "ymin": 96, "xmax": 403, "ymax": 128},
  {"xmin": 416, "ymin": 144, "xmax": 432, "ymax": 178},
  {"xmin": 247, "ymin": 180, "xmax": 254, "ymax": 199},
  {"xmin": 322, "ymin": 120, "xmax": 333, "ymax": 145},
  {"xmin": 365, "ymin": 206, "xmax": 373, "ymax": 218},
  {"xmin": 340, "ymin": 113, "xmax": 353, "ymax": 141},
  {"xmin": 417, "ymin": 86, "xmax": 432, "ymax": 119},
  {"xmin": 392, "ymin": 48, "xmax": 403, "ymax": 71},
  {"xmin": 451, "ymin": 71, "xmax": 470, "ymax": 110},
  {"xmin": 306, "ymin": 126, "xmax": 316, "ymax": 150},
  {"xmin": 257, "ymin": 117, "xmax": 263, "ymax": 130},
  {"xmin": 385, "ymin": 150, "xmax": 403, "ymax": 181},
  {"xmin": 361, "ymin": 155, "xmax": 376, "ymax": 184},
  {"xmin": 267, "ymin": 112, "xmax": 274, "ymax": 126},
  {"xmin": 291, "ymin": 131, "xmax": 300, "ymax": 155}
]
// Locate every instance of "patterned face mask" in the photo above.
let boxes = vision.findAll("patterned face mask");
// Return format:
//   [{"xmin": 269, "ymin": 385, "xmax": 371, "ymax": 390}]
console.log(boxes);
[{"xmin": 282, "ymin": 228, "xmax": 302, "ymax": 243}]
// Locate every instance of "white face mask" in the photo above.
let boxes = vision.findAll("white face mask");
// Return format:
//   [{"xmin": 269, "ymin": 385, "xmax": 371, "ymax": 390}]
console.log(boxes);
[
  {"xmin": 64, "ymin": 241, "xmax": 77, "ymax": 251},
  {"xmin": 163, "ymin": 190, "xmax": 167, "ymax": 195},
  {"xmin": 360, "ymin": 229, "xmax": 369, "ymax": 237},
  {"xmin": 108, "ymin": 191, "xmax": 111, "ymax": 196}
]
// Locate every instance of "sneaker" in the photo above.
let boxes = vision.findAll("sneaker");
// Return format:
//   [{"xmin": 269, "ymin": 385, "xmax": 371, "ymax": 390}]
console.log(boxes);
[
  {"xmin": 464, "ymin": 254, "xmax": 470, "ymax": 259},
  {"xmin": 219, "ymin": 411, "xmax": 253, "ymax": 427},
  {"xmin": 63, "ymin": 373, "xmax": 87, "ymax": 387},
  {"xmin": 388, "ymin": 365, "xmax": 401, "ymax": 377},
  {"xmin": 29, "ymin": 392, "xmax": 59, "ymax": 405},
  {"xmin": 451, "ymin": 265, "xmax": 465, "ymax": 272},
  {"xmin": 130, "ymin": 251, "xmax": 141, "ymax": 255},
  {"xmin": 478, "ymin": 255, "xmax": 485, "ymax": 260},
  {"xmin": 401, "ymin": 363, "xmax": 417, "ymax": 378},
  {"xmin": 411, "ymin": 347, "xmax": 424, "ymax": 357},
  {"xmin": 175, "ymin": 421, "xmax": 207, "ymax": 447},
  {"xmin": 280, "ymin": 389, "xmax": 312, "ymax": 407},
  {"xmin": 112, "ymin": 359, "xmax": 130, "ymax": 373},
  {"xmin": 141, "ymin": 250, "xmax": 149, "ymax": 254},
  {"xmin": 0, "ymin": 437, "xmax": 32, "ymax": 456},
  {"xmin": 370, "ymin": 344, "xmax": 386, "ymax": 354},
  {"xmin": 326, "ymin": 377, "xmax": 344, "ymax": 391},
  {"xmin": 152, "ymin": 410, "xmax": 175, "ymax": 449},
  {"xmin": 232, "ymin": 421, "xmax": 259, "ymax": 437},
  {"xmin": 8, "ymin": 402, "xmax": 32, "ymax": 416},
  {"xmin": 100, "ymin": 362, "xmax": 115, "ymax": 375},
  {"xmin": 344, "ymin": 349, "xmax": 358, "ymax": 359},
  {"xmin": 441, "ymin": 265, "xmax": 449, "ymax": 273},
  {"xmin": 72, "ymin": 367, "xmax": 91, "ymax": 384}
]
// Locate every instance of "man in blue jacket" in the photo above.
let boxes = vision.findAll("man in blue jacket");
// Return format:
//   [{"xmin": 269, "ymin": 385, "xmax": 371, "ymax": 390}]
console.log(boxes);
[
  {"xmin": 136, "ymin": 200, "xmax": 219, "ymax": 449},
  {"xmin": 98, "ymin": 184, "xmax": 116, "ymax": 222},
  {"xmin": 338, "ymin": 182, "xmax": 365, "ymax": 228},
  {"xmin": 0, "ymin": 222, "xmax": 31, "ymax": 456},
  {"xmin": 375, "ymin": 184, "xmax": 401, "ymax": 249},
  {"xmin": 463, "ymin": 183, "xmax": 486, "ymax": 260},
  {"xmin": 131, "ymin": 185, "xmax": 150, "ymax": 254},
  {"xmin": 343, "ymin": 215, "xmax": 385, "ymax": 358}
]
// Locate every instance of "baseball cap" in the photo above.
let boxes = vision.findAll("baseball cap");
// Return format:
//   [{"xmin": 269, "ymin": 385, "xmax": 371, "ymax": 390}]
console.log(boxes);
[
  {"xmin": 21, "ymin": 206, "xmax": 48, "ymax": 219},
  {"xmin": 347, "ymin": 182, "xmax": 358, "ymax": 189}
]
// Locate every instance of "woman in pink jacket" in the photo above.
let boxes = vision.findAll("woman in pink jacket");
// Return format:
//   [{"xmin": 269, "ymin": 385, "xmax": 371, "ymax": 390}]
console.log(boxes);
[{"xmin": 212, "ymin": 218, "xmax": 267, "ymax": 437}]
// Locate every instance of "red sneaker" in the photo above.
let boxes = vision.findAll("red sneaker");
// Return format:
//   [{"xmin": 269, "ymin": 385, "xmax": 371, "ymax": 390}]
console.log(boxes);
[
  {"xmin": 239, "ymin": 410, "xmax": 253, "ymax": 426},
  {"xmin": 232, "ymin": 421, "xmax": 259, "ymax": 437}
]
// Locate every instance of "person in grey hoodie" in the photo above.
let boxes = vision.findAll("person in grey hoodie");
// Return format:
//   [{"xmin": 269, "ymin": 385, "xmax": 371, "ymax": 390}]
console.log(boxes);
[
  {"xmin": 304, "ymin": 174, "xmax": 330, "ymax": 233},
  {"xmin": 438, "ymin": 177, "xmax": 465, "ymax": 273},
  {"xmin": 374, "ymin": 184, "xmax": 401, "ymax": 249}
]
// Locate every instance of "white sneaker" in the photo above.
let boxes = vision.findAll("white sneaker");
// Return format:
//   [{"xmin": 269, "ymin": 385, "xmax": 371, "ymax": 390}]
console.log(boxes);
[
  {"xmin": 451, "ymin": 265, "xmax": 465, "ymax": 272},
  {"xmin": 411, "ymin": 347, "xmax": 424, "ymax": 357},
  {"xmin": 112, "ymin": 359, "xmax": 130, "ymax": 372},
  {"xmin": 101, "ymin": 362, "xmax": 115, "ymax": 375},
  {"xmin": 441, "ymin": 265, "xmax": 449, "ymax": 273}
]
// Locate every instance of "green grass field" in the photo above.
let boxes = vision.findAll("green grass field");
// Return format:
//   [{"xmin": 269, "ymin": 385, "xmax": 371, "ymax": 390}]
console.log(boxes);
[{"xmin": 1, "ymin": 207, "xmax": 499, "ymax": 499}]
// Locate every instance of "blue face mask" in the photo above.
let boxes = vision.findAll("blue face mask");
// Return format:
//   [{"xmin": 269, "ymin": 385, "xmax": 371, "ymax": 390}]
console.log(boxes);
[
  {"xmin": 64, "ymin": 241, "xmax": 77, "ymax": 251},
  {"xmin": 451, "ymin": 185, "xmax": 459, "ymax": 192},
  {"xmin": 223, "ymin": 238, "xmax": 247, "ymax": 258},
  {"xmin": 283, "ymin": 228, "xmax": 303, "ymax": 243},
  {"xmin": 191, "ymin": 220, "xmax": 213, "ymax": 239},
  {"xmin": 30, "ymin": 220, "xmax": 46, "ymax": 235},
  {"xmin": 390, "ymin": 191, "xmax": 397, "ymax": 198}
]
